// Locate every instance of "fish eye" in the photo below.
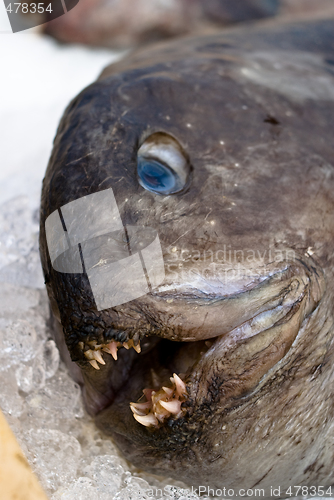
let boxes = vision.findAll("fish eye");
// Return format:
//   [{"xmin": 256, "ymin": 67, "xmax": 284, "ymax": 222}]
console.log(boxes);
[
  {"xmin": 137, "ymin": 132, "xmax": 191, "ymax": 195},
  {"xmin": 137, "ymin": 158, "xmax": 178, "ymax": 194}
]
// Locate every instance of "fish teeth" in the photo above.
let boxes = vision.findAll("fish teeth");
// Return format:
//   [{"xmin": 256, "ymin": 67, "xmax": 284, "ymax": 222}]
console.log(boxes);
[
  {"xmin": 133, "ymin": 412, "xmax": 159, "ymax": 427},
  {"xmin": 130, "ymin": 373, "xmax": 187, "ymax": 428},
  {"xmin": 124, "ymin": 339, "xmax": 141, "ymax": 353},
  {"xmin": 82, "ymin": 338, "xmax": 141, "ymax": 364},
  {"xmin": 133, "ymin": 342, "xmax": 141, "ymax": 353},
  {"xmin": 84, "ymin": 349, "xmax": 95, "ymax": 360},
  {"xmin": 126, "ymin": 339, "xmax": 134, "ymax": 349},
  {"xmin": 173, "ymin": 373, "xmax": 187, "ymax": 396},
  {"xmin": 162, "ymin": 386, "xmax": 174, "ymax": 397},
  {"xmin": 130, "ymin": 401, "xmax": 152, "ymax": 415},
  {"xmin": 107, "ymin": 341, "xmax": 118, "ymax": 360},
  {"xmin": 159, "ymin": 399, "xmax": 181, "ymax": 415},
  {"xmin": 92, "ymin": 350, "xmax": 105, "ymax": 365},
  {"xmin": 89, "ymin": 360, "xmax": 100, "ymax": 370}
]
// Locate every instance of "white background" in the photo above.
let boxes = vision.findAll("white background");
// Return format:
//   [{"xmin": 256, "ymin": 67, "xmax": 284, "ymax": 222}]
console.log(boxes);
[{"xmin": 0, "ymin": 5, "xmax": 121, "ymax": 206}]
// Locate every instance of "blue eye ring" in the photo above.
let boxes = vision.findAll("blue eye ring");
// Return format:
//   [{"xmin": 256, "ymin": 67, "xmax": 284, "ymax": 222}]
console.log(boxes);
[
  {"xmin": 137, "ymin": 132, "xmax": 191, "ymax": 196},
  {"xmin": 137, "ymin": 157, "xmax": 179, "ymax": 195}
]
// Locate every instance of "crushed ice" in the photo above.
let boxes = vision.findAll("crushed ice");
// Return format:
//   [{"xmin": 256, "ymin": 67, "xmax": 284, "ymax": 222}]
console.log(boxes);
[{"xmin": 0, "ymin": 196, "xmax": 209, "ymax": 500}]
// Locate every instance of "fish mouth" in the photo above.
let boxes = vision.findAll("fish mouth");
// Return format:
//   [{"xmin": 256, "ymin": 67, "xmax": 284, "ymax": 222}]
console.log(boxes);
[{"xmin": 72, "ymin": 257, "xmax": 325, "ymax": 433}]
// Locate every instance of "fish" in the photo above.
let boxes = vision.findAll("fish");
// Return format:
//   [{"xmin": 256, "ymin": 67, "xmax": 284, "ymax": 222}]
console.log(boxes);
[
  {"xmin": 43, "ymin": 0, "xmax": 281, "ymax": 48},
  {"xmin": 39, "ymin": 17, "xmax": 334, "ymax": 494}
]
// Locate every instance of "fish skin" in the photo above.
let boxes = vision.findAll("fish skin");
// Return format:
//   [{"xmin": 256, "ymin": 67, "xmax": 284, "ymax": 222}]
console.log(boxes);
[{"xmin": 40, "ymin": 18, "xmax": 334, "ymax": 493}]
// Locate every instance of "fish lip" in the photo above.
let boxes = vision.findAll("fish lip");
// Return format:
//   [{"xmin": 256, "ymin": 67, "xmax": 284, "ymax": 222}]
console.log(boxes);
[
  {"xmin": 72, "ymin": 268, "xmax": 278, "ymax": 359},
  {"xmin": 134, "ymin": 263, "xmax": 306, "ymax": 342},
  {"xmin": 150, "ymin": 280, "xmax": 271, "ymax": 303},
  {"xmin": 147, "ymin": 261, "xmax": 294, "ymax": 305},
  {"xmin": 73, "ymin": 259, "xmax": 317, "ymax": 354}
]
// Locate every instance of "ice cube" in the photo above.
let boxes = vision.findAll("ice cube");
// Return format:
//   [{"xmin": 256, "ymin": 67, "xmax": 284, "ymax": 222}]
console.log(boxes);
[
  {"xmin": 114, "ymin": 476, "xmax": 152, "ymax": 500},
  {"xmin": 51, "ymin": 477, "xmax": 100, "ymax": 500},
  {"xmin": 0, "ymin": 282, "xmax": 39, "ymax": 316},
  {"xmin": 26, "ymin": 368, "xmax": 83, "ymax": 419},
  {"xmin": 23, "ymin": 428, "xmax": 82, "ymax": 493},
  {"xmin": 0, "ymin": 319, "xmax": 38, "ymax": 370},
  {"xmin": 0, "ymin": 369, "xmax": 24, "ymax": 417},
  {"xmin": 0, "ymin": 196, "xmax": 44, "ymax": 288},
  {"xmin": 84, "ymin": 455, "xmax": 125, "ymax": 499}
]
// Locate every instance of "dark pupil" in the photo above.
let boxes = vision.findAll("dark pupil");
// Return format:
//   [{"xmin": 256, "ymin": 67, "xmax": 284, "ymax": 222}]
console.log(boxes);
[{"xmin": 138, "ymin": 159, "xmax": 176, "ymax": 194}]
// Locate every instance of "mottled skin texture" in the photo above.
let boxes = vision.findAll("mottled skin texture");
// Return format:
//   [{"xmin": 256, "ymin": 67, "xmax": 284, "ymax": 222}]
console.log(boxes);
[{"xmin": 40, "ymin": 19, "xmax": 334, "ymax": 495}]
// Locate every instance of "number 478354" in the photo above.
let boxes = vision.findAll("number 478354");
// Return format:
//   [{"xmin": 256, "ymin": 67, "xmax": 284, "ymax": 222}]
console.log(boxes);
[{"xmin": 6, "ymin": 3, "xmax": 53, "ymax": 13}]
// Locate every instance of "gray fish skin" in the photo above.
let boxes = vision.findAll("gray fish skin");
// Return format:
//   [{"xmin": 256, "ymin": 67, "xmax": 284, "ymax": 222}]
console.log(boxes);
[{"xmin": 40, "ymin": 18, "xmax": 334, "ymax": 494}]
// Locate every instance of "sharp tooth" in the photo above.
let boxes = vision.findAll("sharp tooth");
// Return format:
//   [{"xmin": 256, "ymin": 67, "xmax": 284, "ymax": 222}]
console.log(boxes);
[
  {"xmin": 123, "ymin": 341, "xmax": 130, "ymax": 350},
  {"xmin": 107, "ymin": 341, "xmax": 118, "ymax": 360},
  {"xmin": 133, "ymin": 412, "xmax": 158, "ymax": 427},
  {"xmin": 154, "ymin": 402, "xmax": 169, "ymax": 417},
  {"xmin": 131, "ymin": 401, "xmax": 152, "ymax": 411},
  {"xmin": 92, "ymin": 350, "xmax": 105, "ymax": 365},
  {"xmin": 84, "ymin": 349, "xmax": 95, "ymax": 360},
  {"xmin": 130, "ymin": 401, "xmax": 152, "ymax": 415},
  {"xmin": 173, "ymin": 373, "xmax": 187, "ymax": 396},
  {"xmin": 133, "ymin": 341, "xmax": 141, "ymax": 354},
  {"xmin": 151, "ymin": 388, "xmax": 170, "ymax": 405},
  {"xmin": 89, "ymin": 360, "xmax": 100, "ymax": 370},
  {"xmin": 159, "ymin": 399, "xmax": 182, "ymax": 415},
  {"xmin": 130, "ymin": 406, "xmax": 145, "ymax": 416},
  {"xmin": 162, "ymin": 386, "xmax": 174, "ymax": 397}
]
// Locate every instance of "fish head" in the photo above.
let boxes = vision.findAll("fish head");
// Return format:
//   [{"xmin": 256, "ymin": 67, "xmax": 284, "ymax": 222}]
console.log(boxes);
[{"xmin": 40, "ymin": 31, "xmax": 334, "ymax": 488}]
